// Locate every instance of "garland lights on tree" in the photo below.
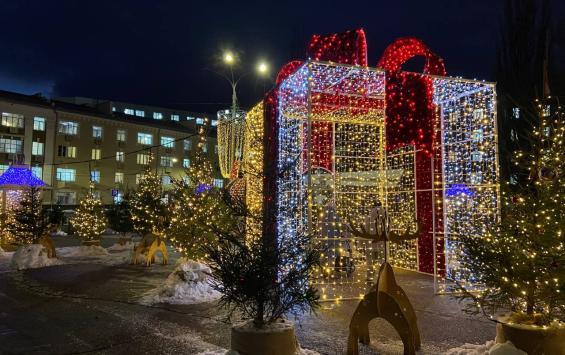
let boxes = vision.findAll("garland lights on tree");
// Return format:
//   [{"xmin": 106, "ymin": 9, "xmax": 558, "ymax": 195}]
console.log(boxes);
[
  {"xmin": 8, "ymin": 186, "xmax": 49, "ymax": 245},
  {"xmin": 129, "ymin": 164, "xmax": 168, "ymax": 235},
  {"xmin": 455, "ymin": 98, "xmax": 564, "ymax": 325},
  {"xmin": 166, "ymin": 144, "xmax": 229, "ymax": 260},
  {"xmin": 70, "ymin": 186, "xmax": 107, "ymax": 243}
]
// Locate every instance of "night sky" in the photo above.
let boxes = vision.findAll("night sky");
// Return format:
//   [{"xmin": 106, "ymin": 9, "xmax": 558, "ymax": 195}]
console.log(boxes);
[{"xmin": 0, "ymin": 1, "xmax": 558, "ymax": 115}]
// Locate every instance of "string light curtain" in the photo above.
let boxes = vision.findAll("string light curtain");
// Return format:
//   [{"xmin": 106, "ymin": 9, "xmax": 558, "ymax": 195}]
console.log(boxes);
[{"xmin": 217, "ymin": 109, "xmax": 246, "ymax": 178}]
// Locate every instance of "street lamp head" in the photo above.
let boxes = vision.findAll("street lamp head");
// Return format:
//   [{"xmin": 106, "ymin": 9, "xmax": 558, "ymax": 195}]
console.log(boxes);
[
  {"xmin": 224, "ymin": 52, "xmax": 235, "ymax": 64},
  {"xmin": 257, "ymin": 61, "xmax": 268, "ymax": 75}
]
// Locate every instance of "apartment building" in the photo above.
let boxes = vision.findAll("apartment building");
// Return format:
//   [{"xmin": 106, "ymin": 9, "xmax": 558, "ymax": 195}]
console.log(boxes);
[{"xmin": 0, "ymin": 90, "xmax": 222, "ymax": 206}]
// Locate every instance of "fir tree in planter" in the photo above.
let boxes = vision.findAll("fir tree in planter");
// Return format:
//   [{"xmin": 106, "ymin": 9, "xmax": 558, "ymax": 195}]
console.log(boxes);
[
  {"xmin": 70, "ymin": 189, "xmax": 106, "ymax": 245},
  {"xmin": 454, "ymin": 99, "xmax": 565, "ymax": 353},
  {"xmin": 205, "ymin": 191, "xmax": 320, "ymax": 355}
]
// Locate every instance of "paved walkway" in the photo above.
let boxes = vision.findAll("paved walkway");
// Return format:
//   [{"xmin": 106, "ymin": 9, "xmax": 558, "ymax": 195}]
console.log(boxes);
[{"xmin": 0, "ymin": 237, "xmax": 495, "ymax": 354}]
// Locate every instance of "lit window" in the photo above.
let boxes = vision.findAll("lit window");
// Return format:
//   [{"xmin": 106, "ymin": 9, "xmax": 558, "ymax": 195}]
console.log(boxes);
[
  {"xmin": 33, "ymin": 117, "xmax": 46, "ymax": 131},
  {"xmin": 544, "ymin": 126, "xmax": 551, "ymax": 137},
  {"xmin": 92, "ymin": 126, "xmax": 103, "ymax": 138},
  {"xmin": 0, "ymin": 138, "xmax": 23, "ymax": 153},
  {"xmin": 116, "ymin": 151, "xmax": 125, "ymax": 162},
  {"xmin": 92, "ymin": 191, "xmax": 101, "ymax": 200},
  {"xmin": 135, "ymin": 173, "xmax": 143, "ymax": 184},
  {"xmin": 56, "ymin": 191, "xmax": 75, "ymax": 204},
  {"xmin": 124, "ymin": 108, "xmax": 134, "ymax": 115},
  {"xmin": 153, "ymin": 112, "xmax": 163, "ymax": 120},
  {"xmin": 161, "ymin": 175, "xmax": 171, "ymax": 185},
  {"xmin": 117, "ymin": 129, "xmax": 126, "ymax": 142},
  {"xmin": 213, "ymin": 179, "xmax": 224, "ymax": 188},
  {"xmin": 171, "ymin": 114, "xmax": 180, "ymax": 121},
  {"xmin": 137, "ymin": 153, "xmax": 150, "ymax": 165},
  {"xmin": 91, "ymin": 170, "xmax": 100, "ymax": 183},
  {"xmin": 58, "ymin": 121, "xmax": 78, "ymax": 135},
  {"xmin": 1, "ymin": 112, "xmax": 24, "ymax": 128},
  {"xmin": 92, "ymin": 148, "xmax": 101, "ymax": 160},
  {"xmin": 211, "ymin": 120, "xmax": 218, "ymax": 127},
  {"xmin": 183, "ymin": 158, "xmax": 190, "ymax": 168},
  {"xmin": 56, "ymin": 168, "xmax": 76, "ymax": 182},
  {"xmin": 542, "ymin": 104, "xmax": 551, "ymax": 117},
  {"xmin": 510, "ymin": 174, "xmax": 518, "ymax": 185},
  {"xmin": 196, "ymin": 118, "xmax": 204, "ymax": 125},
  {"xmin": 202, "ymin": 143, "xmax": 207, "ymax": 153},
  {"xmin": 32, "ymin": 142, "xmax": 44, "ymax": 156},
  {"xmin": 0, "ymin": 165, "xmax": 8, "ymax": 174},
  {"xmin": 187, "ymin": 116, "xmax": 195, "ymax": 121},
  {"xmin": 160, "ymin": 156, "xmax": 173, "ymax": 167},
  {"xmin": 135, "ymin": 110, "xmax": 145, "ymax": 117},
  {"xmin": 161, "ymin": 136, "xmax": 174, "ymax": 148},
  {"xmin": 58, "ymin": 145, "xmax": 76, "ymax": 158},
  {"xmin": 184, "ymin": 139, "xmax": 192, "ymax": 151},
  {"xmin": 512, "ymin": 107, "xmax": 520, "ymax": 120},
  {"xmin": 115, "ymin": 172, "xmax": 124, "ymax": 184},
  {"xmin": 113, "ymin": 192, "xmax": 123, "ymax": 204},
  {"xmin": 31, "ymin": 166, "xmax": 42, "ymax": 179},
  {"xmin": 137, "ymin": 133, "xmax": 153, "ymax": 145},
  {"xmin": 112, "ymin": 107, "xmax": 116, "ymax": 112}
]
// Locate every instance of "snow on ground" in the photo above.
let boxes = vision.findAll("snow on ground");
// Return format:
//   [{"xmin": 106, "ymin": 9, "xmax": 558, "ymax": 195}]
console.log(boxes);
[
  {"xmin": 10, "ymin": 244, "xmax": 65, "ymax": 270},
  {"xmin": 140, "ymin": 258, "xmax": 221, "ymax": 305},
  {"xmin": 106, "ymin": 241, "xmax": 134, "ymax": 252},
  {"xmin": 57, "ymin": 245, "xmax": 110, "ymax": 258},
  {"xmin": 445, "ymin": 340, "xmax": 526, "ymax": 355},
  {"xmin": 194, "ymin": 347, "xmax": 319, "ymax": 355},
  {"xmin": 51, "ymin": 230, "xmax": 67, "ymax": 236}
]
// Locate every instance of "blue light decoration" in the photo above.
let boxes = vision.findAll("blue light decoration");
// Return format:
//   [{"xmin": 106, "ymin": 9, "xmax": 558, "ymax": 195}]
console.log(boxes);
[
  {"xmin": 0, "ymin": 165, "xmax": 46, "ymax": 188},
  {"xmin": 445, "ymin": 184, "xmax": 475, "ymax": 197},
  {"xmin": 195, "ymin": 183, "xmax": 212, "ymax": 195}
]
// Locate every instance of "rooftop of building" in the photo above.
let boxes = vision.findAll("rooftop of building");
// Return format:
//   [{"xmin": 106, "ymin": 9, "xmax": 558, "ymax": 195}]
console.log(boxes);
[{"xmin": 0, "ymin": 90, "xmax": 216, "ymax": 136}]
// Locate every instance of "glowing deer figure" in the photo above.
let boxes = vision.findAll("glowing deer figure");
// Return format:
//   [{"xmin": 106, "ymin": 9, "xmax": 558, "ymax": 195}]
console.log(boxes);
[{"xmin": 346, "ymin": 203, "xmax": 421, "ymax": 355}]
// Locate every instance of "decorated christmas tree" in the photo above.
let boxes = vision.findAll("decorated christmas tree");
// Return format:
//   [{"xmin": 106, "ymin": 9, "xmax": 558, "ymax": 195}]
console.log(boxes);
[
  {"xmin": 70, "ymin": 188, "xmax": 106, "ymax": 243},
  {"xmin": 129, "ymin": 167, "xmax": 167, "ymax": 235},
  {"xmin": 455, "ymin": 98, "xmax": 565, "ymax": 325},
  {"xmin": 8, "ymin": 186, "xmax": 48, "ymax": 245},
  {"xmin": 166, "ymin": 149, "xmax": 228, "ymax": 260}
]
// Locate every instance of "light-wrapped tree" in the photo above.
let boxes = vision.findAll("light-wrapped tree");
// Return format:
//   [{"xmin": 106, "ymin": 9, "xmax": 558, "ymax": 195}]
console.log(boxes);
[
  {"xmin": 8, "ymin": 186, "xmax": 48, "ymax": 245},
  {"xmin": 70, "ymin": 188, "xmax": 106, "ymax": 244},
  {"xmin": 455, "ymin": 98, "xmax": 565, "ymax": 326},
  {"xmin": 129, "ymin": 169, "xmax": 167, "ymax": 235}
]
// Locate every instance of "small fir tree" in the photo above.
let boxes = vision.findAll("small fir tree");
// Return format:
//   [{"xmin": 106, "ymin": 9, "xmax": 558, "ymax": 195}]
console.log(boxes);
[
  {"xmin": 455, "ymin": 98, "xmax": 565, "ymax": 325},
  {"xmin": 129, "ymin": 168, "xmax": 167, "ymax": 235},
  {"xmin": 8, "ymin": 186, "xmax": 48, "ymax": 245},
  {"xmin": 205, "ymin": 186, "xmax": 320, "ymax": 328},
  {"xmin": 106, "ymin": 195, "xmax": 134, "ymax": 237},
  {"xmin": 70, "ymin": 189, "xmax": 106, "ymax": 243}
]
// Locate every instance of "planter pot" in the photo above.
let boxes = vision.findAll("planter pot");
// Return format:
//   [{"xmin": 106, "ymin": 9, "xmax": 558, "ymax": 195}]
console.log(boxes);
[
  {"xmin": 82, "ymin": 240, "xmax": 100, "ymax": 246},
  {"xmin": 496, "ymin": 319, "xmax": 565, "ymax": 355},
  {"xmin": 231, "ymin": 319, "xmax": 297, "ymax": 355}
]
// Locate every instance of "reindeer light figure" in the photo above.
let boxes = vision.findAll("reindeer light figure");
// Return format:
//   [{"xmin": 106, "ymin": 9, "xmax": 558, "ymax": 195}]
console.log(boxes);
[{"xmin": 346, "ymin": 203, "xmax": 421, "ymax": 355}]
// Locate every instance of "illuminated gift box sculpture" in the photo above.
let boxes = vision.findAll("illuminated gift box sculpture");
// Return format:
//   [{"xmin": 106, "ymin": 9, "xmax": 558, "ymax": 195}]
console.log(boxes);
[{"xmin": 246, "ymin": 30, "xmax": 499, "ymax": 299}]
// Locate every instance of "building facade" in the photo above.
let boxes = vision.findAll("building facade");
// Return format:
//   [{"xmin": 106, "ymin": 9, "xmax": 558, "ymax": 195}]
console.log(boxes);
[{"xmin": 0, "ymin": 90, "xmax": 222, "ymax": 206}]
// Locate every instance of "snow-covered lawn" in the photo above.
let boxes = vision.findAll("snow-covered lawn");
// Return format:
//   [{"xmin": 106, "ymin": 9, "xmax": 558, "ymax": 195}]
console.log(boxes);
[
  {"xmin": 1, "ymin": 243, "xmax": 133, "ymax": 271},
  {"xmin": 195, "ymin": 348, "xmax": 319, "ymax": 355},
  {"xmin": 141, "ymin": 258, "xmax": 221, "ymax": 305}
]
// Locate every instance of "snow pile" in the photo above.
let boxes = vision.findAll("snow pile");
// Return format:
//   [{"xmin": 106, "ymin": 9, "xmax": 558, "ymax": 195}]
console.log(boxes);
[
  {"xmin": 141, "ymin": 258, "xmax": 221, "ymax": 305},
  {"xmin": 10, "ymin": 244, "xmax": 64, "ymax": 270},
  {"xmin": 51, "ymin": 230, "xmax": 67, "ymax": 237},
  {"xmin": 107, "ymin": 242, "xmax": 134, "ymax": 252},
  {"xmin": 195, "ymin": 347, "xmax": 319, "ymax": 355},
  {"xmin": 445, "ymin": 340, "xmax": 526, "ymax": 355},
  {"xmin": 57, "ymin": 245, "xmax": 109, "ymax": 258}
]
